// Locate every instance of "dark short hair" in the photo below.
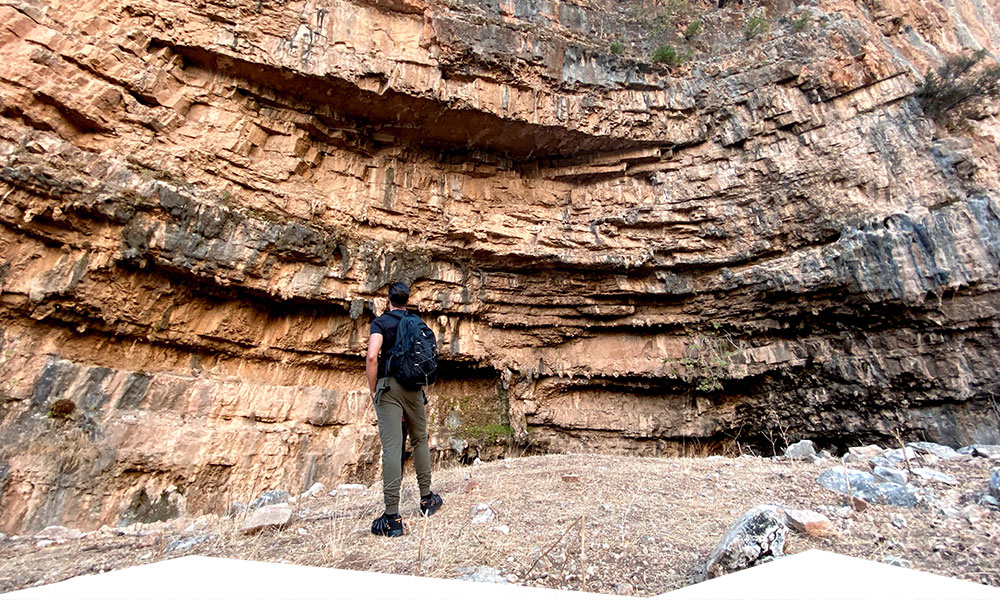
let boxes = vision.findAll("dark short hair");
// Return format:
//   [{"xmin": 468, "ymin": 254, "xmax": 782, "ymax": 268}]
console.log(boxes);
[{"xmin": 388, "ymin": 282, "xmax": 410, "ymax": 307}]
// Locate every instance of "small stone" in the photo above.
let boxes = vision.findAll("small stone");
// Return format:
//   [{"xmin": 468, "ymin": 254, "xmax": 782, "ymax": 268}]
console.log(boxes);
[
  {"xmin": 455, "ymin": 566, "xmax": 506, "ymax": 584},
  {"xmin": 835, "ymin": 506, "xmax": 853, "ymax": 518},
  {"xmin": 844, "ymin": 445, "xmax": 882, "ymax": 463},
  {"xmin": 910, "ymin": 468, "xmax": 958, "ymax": 486},
  {"xmin": 785, "ymin": 508, "xmax": 834, "ymax": 537},
  {"xmin": 884, "ymin": 556, "xmax": 911, "ymax": 569},
  {"xmin": 297, "ymin": 527, "xmax": 307, "ymax": 535},
  {"xmin": 35, "ymin": 540, "xmax": 54, "ymax": 548},
  {"xmin": 165, "ymin": 534, "xmax": 215, "ymax": 552},
  {"xmin": 492, "ymin": 525, "xmax": 510, "ymax": 535},
  {"xmin": 615, "ymin": 583, "xmax": 635, "ymax": 595},
  {"xmin": 301, "ymin": 482, "xmax": 326, "ymax": 498},
  {"xmin": 983, "ymin": 495, "xmax": 999, "ymax": 508},
  {"xmin": 226, "ymin": 502, "xmax": 247, "ymax": 517},
  {"xmin": 473, "ymin": 457, "xmax": 482, "ymax": 466},
  {"xmin": 989, "ymin": 468, "xmax": 1000, "ymax": 498},
  {"xmin": 471, "ymin": 503, "xmax": 495, "ymax": 524},
  {"xmin": 785, "ymin": 440, "xmax": 818, "ymax": 460},
  {"xmin": 336, "ymin": 483, "xmax": 365, "ymax": 493},
  {"xmin": 561, "ymin": 474, "xmax": 581, "ymax": 483},
  {"xmin": 891, "ymin": 514, "xmax": 907, "ymax": 528},
  {"xmin": 874, "ymin": 466, "xmax": 908, "ymax": 485},
  {"xmin": 249, "ymin": 490, "xmax": 290, "ymax": 510},
  {"xmin": 961, "ymin": 505, "xmax": 989, "ymax": 525},
  {"xmin": 239, "ymin": 503, "xmax": 294, "ymax": 534}
]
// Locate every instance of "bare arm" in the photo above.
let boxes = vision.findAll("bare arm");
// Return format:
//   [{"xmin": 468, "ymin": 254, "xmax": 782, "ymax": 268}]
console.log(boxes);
[{"xmin": 366, "ymin": 333, "xmax": 383, "ymax": 397}]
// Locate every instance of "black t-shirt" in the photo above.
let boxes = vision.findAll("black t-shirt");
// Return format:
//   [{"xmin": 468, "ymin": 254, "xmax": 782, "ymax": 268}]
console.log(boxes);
[{"xmin": 370, "ymin": 309, "xmax": 407, "ymax": 378}]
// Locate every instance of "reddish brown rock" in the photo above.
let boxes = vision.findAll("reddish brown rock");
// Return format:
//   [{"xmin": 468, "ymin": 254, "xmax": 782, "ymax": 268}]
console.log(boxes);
[
  {"xmin": 0, "ymin": 0, "xmax": 998, "ymax": 535},
  {"xmin": 785, "ymin": 509, "xmax": 835, "ymax": 537}
]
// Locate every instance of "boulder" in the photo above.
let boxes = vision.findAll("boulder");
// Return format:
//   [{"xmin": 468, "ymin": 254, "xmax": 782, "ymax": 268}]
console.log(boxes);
[
  {"xmin": 785, "ymin": 440, "xmax": 818, "ymax": 460},
  {"xmin": 701, "ymin": 505, "xmax": 788, "ymax": 581},
  {"xmin": 873, "ymin": 466, "xmax": 908, "ymax": 485},
  {"xmin": 784, "ymin": 509, "xmax": 834, "ymax": 537},
  {"xmin": 907, "ymin": 442, "xmax": 963, "ymax": 460},
  {"xmin": 990, "ymin": 468, "xmax": 1000, "ymax": 498},
  {"xmin": 910, "ymin": 468, "xmax": 958, "ymax": 486},
  {"xmin": 870, "ymin": 447, "xmax": 918, "ymax": 468},
  {"xmin": 239, "ymin": 503, "xmax": 294, "ymax": 534},
  {"xmin": 818, "ymin": 467, "xmax": 920, "ymax": 507},
  {"xmin": 249, "ymin": 490, "xmax": 290, "ymax": 510},
  {"xmin": 33, "ymin": 526, "xmax": 83, "ymax": 543}
]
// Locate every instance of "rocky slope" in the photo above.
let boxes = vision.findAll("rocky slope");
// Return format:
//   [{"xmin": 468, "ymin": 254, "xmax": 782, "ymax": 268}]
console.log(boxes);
[{"xmin": 1, "ymin": 0, "xmax": 999, "ymax": 534}]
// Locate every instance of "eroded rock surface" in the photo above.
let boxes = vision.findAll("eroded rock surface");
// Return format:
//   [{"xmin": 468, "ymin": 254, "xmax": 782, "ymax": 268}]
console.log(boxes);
[{"xmin": 0, "ymin": 0, "xmax": 999, "ymax": 533}]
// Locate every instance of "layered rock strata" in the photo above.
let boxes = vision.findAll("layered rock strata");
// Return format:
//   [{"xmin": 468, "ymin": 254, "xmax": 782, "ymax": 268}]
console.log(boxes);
[{"xmin": 0, "ymin": 0, "xmax": 998, "ymax": 533}]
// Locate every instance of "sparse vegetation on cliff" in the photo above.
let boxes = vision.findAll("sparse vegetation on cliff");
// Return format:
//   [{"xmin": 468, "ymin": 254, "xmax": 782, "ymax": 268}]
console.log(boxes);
[
  {"xmin": 651, "ymin": 45, "xmax": 689, "ymax": 66},
  {"xmin": 665, "ymin": 324, "xmax": 742, "ymax": 393},
  {"xmin": 916, "ymin": 50, "xmax": 1000, "ymax": 126},
  {"xmin": 743, "ymin": 14, "xmax": 769, "ymax": 40}
]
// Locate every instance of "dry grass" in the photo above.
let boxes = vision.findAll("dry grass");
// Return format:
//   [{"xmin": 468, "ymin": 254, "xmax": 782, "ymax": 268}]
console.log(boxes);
[{"xmin": 1, "ymin": 453, "xmax": 998, "ymax": 596}]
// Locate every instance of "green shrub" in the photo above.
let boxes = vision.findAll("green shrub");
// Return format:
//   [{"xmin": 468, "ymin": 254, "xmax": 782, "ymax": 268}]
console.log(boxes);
[
  {"xmin": 652, "ymin": 45, "xmax": 688, "ymax": 66},
  {"xmin": 916, "ymin": 49, "xmax": 1000, "ymax": 124},
  {"xmin": 743, "ymin": 15, "xmax": 769, "ymax": 40},
  {"xmin": 791, "ymin": 12, "xmax": 810, "ymax": 32},
  {"xmin": 48, "ymin": 398, "xmax": 75, "ymax": 419},
  {"xmin": 610, "ymin": 41, "xmax": 625, "ymax": 55},
  {"xmin": 684, "ymin": 19, "xmax": 703, "ymax": 40}
]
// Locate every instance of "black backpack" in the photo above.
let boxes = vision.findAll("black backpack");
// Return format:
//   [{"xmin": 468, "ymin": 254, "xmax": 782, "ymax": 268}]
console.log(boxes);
[{"xmin": 385, "ymin": 312, "xmax": 438, "ymax": 390}]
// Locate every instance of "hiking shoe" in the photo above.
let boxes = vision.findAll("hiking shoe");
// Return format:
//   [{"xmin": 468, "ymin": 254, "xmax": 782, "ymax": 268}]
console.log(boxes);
[
  {"xmin": 371, "ymin": 513, "xmax": 403, "ymax": 537},
  {"xmin": 420, "ymin": 492, "xmax": 443, "ymax": 516}
]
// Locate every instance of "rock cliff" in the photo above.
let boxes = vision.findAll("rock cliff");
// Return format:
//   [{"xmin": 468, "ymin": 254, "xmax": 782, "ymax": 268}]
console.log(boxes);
[{"xmin": 1, "ymin": 0, "xmax": 999, "ymax": 534}]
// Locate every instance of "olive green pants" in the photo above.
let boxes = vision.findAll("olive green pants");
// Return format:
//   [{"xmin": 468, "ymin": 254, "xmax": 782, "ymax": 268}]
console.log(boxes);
[{"xmin": 374, "ymin": 376, "xmax": 431, "ymax": 514}]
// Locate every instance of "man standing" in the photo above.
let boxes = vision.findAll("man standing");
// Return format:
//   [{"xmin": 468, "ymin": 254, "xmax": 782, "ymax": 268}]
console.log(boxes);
[{"xmin": 366, "ymin": 282, "xmax": 443, "ymax": 537}]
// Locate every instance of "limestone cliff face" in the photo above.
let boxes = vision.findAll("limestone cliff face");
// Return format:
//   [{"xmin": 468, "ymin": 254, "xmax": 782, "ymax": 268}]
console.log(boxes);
[{"xmin": 1, "ymin": 0, "xmax": 999, "ymax": 534}]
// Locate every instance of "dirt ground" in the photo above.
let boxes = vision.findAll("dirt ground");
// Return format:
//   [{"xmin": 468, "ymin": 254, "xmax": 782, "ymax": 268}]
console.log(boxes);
[{"xmin": 1, "ymin": 452, "xmax": 998, "ymax": 596}]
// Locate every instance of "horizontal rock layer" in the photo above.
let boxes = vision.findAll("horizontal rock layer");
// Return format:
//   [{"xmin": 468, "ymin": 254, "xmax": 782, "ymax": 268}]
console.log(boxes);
[{"xmin": 0, "ymin": 0, "xmax": 999, "ymax": 533}]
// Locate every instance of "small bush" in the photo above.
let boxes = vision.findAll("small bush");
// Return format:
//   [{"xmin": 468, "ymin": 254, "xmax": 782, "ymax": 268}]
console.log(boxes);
[
  {"xmin": 610, "ymin": 41, "xmax": 625, "ymax": 55},
  {"xmin": 916, "ymin": 49, "xmax": 1000, "ymax": 124},
  {"xmin": 652, "ymin": 45, "xmax": 688, "ymax": 66},
  {"xmin": 684, "ymin": 19, "xmax": 703, "ymax": 40},
  {"xmin": 744, "ymin": 15, "xmax": 769, "ymax": 40},
  {"xmin": 791, "ymin": 12, "xmax": 810, "ymax": 32},
  {"xmin": 48, "ymin": 398, "xmax": 75, "ymax": 419}
]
